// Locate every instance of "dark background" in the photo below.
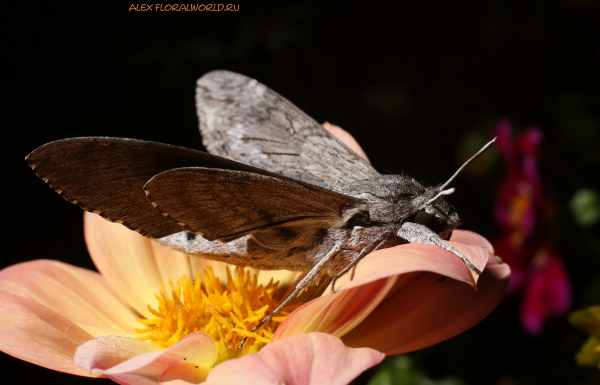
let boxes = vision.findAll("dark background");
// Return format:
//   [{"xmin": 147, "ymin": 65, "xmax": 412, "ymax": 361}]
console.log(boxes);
[{"xmin": 4, "ymin": 1, "xmax": 599, "ymax": 384}]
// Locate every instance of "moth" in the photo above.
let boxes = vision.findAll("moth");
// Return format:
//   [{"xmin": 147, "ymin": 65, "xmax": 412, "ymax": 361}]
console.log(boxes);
[{"xmin": 26, "ymin": 70, "xmax": 494, "ymax": 342}]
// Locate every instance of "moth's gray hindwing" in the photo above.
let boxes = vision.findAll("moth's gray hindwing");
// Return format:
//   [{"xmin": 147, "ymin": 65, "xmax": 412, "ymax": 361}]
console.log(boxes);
[{"xmin": 196, "ymin": 70, "xmax": 380, "ymax": 189}]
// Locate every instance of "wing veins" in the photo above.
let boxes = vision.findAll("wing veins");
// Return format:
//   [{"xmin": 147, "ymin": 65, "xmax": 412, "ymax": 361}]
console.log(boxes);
[{"xmin": 208, "ymin": 215, "xmax": 329, "ymax": 240}]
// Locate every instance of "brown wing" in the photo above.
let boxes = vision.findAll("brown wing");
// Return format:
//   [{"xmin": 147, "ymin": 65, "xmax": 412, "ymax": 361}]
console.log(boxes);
[
  {"xmin": 26, "ymin": 137, "xmax": 331, "ymax": 239},
  {"xmin": 144, "ymin": 167, "xmax": 358, "ymax": 242}
]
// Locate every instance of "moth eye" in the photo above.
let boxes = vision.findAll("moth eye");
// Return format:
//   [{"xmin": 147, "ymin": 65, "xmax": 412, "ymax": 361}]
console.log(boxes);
[{"xmin": 414, "ymin": 210, "xmax": 432, "ymax": 226}]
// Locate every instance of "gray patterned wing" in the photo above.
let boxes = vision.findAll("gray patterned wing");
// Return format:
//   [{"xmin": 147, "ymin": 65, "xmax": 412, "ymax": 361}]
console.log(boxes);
[{"xmin": 196, "ymin": 70, "xmax": 380, "ymax": 189}]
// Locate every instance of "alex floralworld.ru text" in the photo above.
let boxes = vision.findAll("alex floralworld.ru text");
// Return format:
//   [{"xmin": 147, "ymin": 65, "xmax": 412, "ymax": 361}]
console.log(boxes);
[{"xmin": 129, "ymin": 4, "xmax": 239, "ymax": 11}]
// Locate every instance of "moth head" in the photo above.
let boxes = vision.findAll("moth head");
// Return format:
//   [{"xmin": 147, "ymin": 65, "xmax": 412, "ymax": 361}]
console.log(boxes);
[{"xmin": 409, "ymin": 184, "xmax": 460, "ymax": 240}]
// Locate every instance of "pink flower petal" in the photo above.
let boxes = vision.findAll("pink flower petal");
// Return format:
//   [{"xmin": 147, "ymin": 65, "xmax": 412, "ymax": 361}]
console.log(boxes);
[
  {"xmin": 273, "ymin": 277, "xmax": 399, "ymax": 341},
  {"xmin": 85, "ymin": 212, "xmax": 202, "ymax": 319},
  {"xmin": 204, "ymin": 333, "xmax": 384, "ymax": 385},
  {"xmin": 0, "ymin": 290, "xmax": 98, "ymax": 377},
  {"xmin": 521, "ymin": 197, "xmax": 537, "ymax": 236},
  {"xmin": 517, "ymin": 126, "xmax": 543, "ymax": 156},
  {"xmin": 85, "ymin": 212, "xmax": 302, "ymax": 319},
  {"xmin": 328, "ymin": 239, "xmax": 488, "ymax": 293},
  {"xmin": 342, "ymin": 254, "xmax": 510, "ymax": 354},
  {"xmin": 450, "ymin": 230, "xmax": 494, "ymax": 255},
  {"xmin": 75, "ymin": 336, "xmax": 163, "ymax": 377},
  {"xmin": 159, "ymin": 362, "xmax": 211, "ymax": 384},
  {"xmin": 75, "ymin": 332, "xmax": 216, "ymax": 384},
  {"xmin": 0, "ymin": 259, "xmax": 139, "ymax": 337},
  {"xmin": 275, "ymin": 231, "xmax": 508, "ymax": 355}
]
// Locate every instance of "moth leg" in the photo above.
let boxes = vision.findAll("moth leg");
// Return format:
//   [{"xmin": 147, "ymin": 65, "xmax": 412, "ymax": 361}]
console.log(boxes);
[
  {"xmin": 397, "ymin": 222, "xmax": 482, "ymax": 275},
  {"xmin": 238, "ymin": 242, "xmax": 342, "ymax": 350},
  {"xmin": 330, "ymin": 230, "xmax": 394, "ymax": 293}
]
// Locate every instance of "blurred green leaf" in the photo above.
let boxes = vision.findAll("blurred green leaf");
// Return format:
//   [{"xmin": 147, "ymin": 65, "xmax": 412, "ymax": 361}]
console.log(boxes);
[
  {"xmin": 570, "ymin": 188, "xmax": 600, "ymax": 228},
  {"xmin": 368, "ymin": 355, "xmax": 467, "ymax": 385}
]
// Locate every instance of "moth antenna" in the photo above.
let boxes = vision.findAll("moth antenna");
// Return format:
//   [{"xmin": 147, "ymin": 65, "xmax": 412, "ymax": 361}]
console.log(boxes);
[
  {"xmin": 438, "ymin": 137, "xmax": 496, "ymax": 191},
  {"xmin": 426, "ymin": 187, "xmax": 456, "ymax": 205}
]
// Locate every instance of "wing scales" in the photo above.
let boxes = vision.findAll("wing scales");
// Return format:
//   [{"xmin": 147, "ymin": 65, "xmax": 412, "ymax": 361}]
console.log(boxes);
[
  {"xmin": 27, "ymin": 71, "xmax": 373, "ymax": 242},
  {"xmin": 196, "ymin": 70, "xmax": 380, "ymax": 189},
  {"xmin": 27, "ymin": 137, "xmax": 362, "ymax": 240},
  {"xmin": 26, "ymin": 137, "xmax": 316, "ymax": 238},
  {"xmin": 145, "ymin": 167, "xmax": 354, "ymax": 242}
]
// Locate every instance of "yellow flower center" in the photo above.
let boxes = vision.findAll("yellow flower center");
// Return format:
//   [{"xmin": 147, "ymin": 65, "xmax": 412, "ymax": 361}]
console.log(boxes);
[{"xmin": 135, "ymin": 266, "xmax": 301, "ymax": 364}]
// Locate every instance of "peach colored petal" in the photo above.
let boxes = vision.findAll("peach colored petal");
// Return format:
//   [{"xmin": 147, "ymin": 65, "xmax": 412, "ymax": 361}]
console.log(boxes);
[
  {"xmin": 274, "ymin": 233, "xmax": 501, "ymax": 352},
  {"xmin": 204, "ymin": 333, "xmax": 384, "ymax": 385},
  {"xmin": 0, "ymin": 260, "xmax": 139, "ymax": 337},
  {"xmin": 0, "ymin": 291, "xmax": 98, "ymax": 377},
  {"xmin": 450, "ymin": 229, "xmax": 495, "ymax": 254},
  {"xmin": 273, "ymin": 277, "xmax": 398, "ymax": 341},
  {"xmin": 330, "ymin": 241, "xmax": 488, "ymax": 293},
  {"xmin": 342, "ymin": 255, "xmax": 510, "ymax": 354},
  {"xmin": 159, "ymin": 362, "xmax": 211, "ymax": 384},
  {"xmin": 322, "ymin": 122, "xmax": 370, "ymax": 163},
  {"xmin": 160, "ymin": 379, "xmax": 196, "ymax": 385},
  {"xmin": 85, "ymin": 213, "xmax": 302, "ymax": 319},
  {"xmin": 75, "ymin": 336, "xmax": 163, "ymax": 377},
  {"xmin": 85, "ymin": 212, "xmax": 197, "ymax": 319},
  {"xmin": 75, "ymin": 332, "xmax": 216, "ymax": 384}
]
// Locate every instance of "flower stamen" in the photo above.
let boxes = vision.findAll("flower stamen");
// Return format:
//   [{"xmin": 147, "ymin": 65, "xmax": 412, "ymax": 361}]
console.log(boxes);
[{"xmin": 135, "ymin": 266, "xmax": 299, "ymax": 362}]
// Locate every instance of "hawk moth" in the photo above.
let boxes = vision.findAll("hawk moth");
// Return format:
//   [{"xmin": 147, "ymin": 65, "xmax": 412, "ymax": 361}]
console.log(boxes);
[{"xmin": 26, "ymin": 70, "xmax": 494, "ymax": 340}]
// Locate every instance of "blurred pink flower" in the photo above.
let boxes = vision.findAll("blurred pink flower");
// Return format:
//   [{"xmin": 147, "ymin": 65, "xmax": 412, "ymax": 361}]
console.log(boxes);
[{"xmin": 492, "ymin": 119, "xmax": 571, "ymax": 336}]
